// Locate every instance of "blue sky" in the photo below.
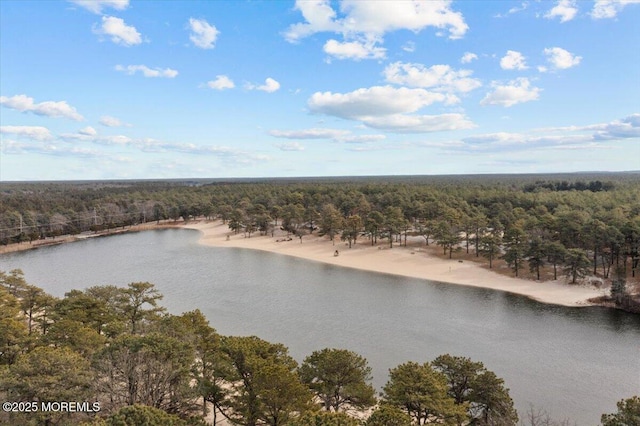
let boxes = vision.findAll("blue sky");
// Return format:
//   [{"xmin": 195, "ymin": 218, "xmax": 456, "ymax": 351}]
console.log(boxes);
[{"xmin": 1, "ymin": 0, "xmax": 639, "ymax": 181}]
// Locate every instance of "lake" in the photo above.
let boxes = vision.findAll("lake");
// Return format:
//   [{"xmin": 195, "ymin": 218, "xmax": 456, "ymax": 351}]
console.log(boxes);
[{"xmin": 1, "ymin": 229, "xmax": 639, "ymax": 424}]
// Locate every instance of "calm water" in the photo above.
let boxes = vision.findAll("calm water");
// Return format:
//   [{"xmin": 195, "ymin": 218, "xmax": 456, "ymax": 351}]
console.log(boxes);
[{"xmin": 1, "ymin": 229, "xmax": 639, "ymax": 424}]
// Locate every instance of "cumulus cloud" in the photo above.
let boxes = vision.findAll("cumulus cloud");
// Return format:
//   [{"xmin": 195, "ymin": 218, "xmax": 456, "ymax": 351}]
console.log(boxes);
[
  {"xmin": 285, "ymin": 0, "xmax": 341, "ymax": 42},
  {"xmin": 500, "ymin": 50, "xmax": 528, "ymax": 70},
  {"xmin": 307, "ymin": 85, "xmax": 474, "ymax": 133},
  {"xmin": 589, "ymin": 113, "xmax": 640, "ymax": 139},
  {"xmin": 461, "ymin": 52, "xmax": 478, "ymax": 63},
  {"xmin": 308, "ymin": 86, "xmax": 451, "ymax": 119},
  {"xmin": 99, "ymin": 115, "xmax": 130, "ymax": 127},
  {"xmin": 543, "ymin": 47, "xmax": 582, "ymax": 70},
  {"xmin": 545, "ymin": 0, "xmax": 578, "ymax": 22},
  {"xmin": 93, "ymin": 16, "xmax": 142, "ymax": 46},
  {"xmin": 323, "ymin": 39, "xmax": 386, "ymax": 60},
  {"xmin": 480, "ymin": 78, "xmax": 541, "ymax": 107},
  {"xmin": 79, "ymin": 126, "xmax": 97, "ymax": 136},
  {"xmin": 591, "ymin": 0, "xmax": 640, "ymax": 19},
  {"xmin": 285, "ymin": 0, "xmax": 468, "ymax": 60},
  {"xmin": 0, "ymin": 94, "xmax": 84, "ymax": 121},
  {"xmin": 115, "ymin": 64, "xmax": 178, "ymax": 78},
  {"xmin": 0, "ymin": 125, "xmax": 53, "ymax": 140},
  {"xmin": 247, "ymin": 78, "xmax": 280, "ymax": 93},
  {"xmin": 69, "ymin": 0, "xmax": 128, "ymax": 14},
  {"xmin": 383, "ymin": 62, "xmax": 481, "ymax": 93},
  {"xmin": 207, "ymin": 75, "xmax": 235, "ymax": 90},
  {"xmin": 188, "ymin": 18, "xmax": 219, "ymax": 49}
]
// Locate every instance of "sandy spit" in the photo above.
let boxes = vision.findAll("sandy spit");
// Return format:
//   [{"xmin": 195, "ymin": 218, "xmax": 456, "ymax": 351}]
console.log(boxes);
[{"xmin": 184, "ymin": 221, "xmax": 605, "ymax": 308}]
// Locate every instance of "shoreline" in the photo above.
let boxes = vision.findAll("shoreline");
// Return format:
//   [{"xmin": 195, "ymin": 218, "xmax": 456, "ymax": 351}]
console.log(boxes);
[
  {"xmin": 0, "ymin": 221, "xmax": 182, "ymax": 255},
  {"xmin": 184, "ymin": 220, "xmax": 606, "ymax": 308}
]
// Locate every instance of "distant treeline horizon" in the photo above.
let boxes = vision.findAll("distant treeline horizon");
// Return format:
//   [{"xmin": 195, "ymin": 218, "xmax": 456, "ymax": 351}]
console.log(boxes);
[
  {"xmin": 1, "ymin": 171, "xmax": 639, "ymax": 312},
  {"xmin": 2, "ymin": 170, "xmax": 640, "ymax": 186}
]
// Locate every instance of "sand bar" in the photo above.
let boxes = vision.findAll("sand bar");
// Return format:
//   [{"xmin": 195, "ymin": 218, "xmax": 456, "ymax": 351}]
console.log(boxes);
[{"xmin": 184, "ymin": 221, "xmax": 606, "ymax": 307}]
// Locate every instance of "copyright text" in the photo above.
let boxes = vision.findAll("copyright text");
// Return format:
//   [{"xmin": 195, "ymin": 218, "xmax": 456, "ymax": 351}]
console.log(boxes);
[{"xmin": 2, "ymin": 401, "xmax": 100, "ymax": 413}]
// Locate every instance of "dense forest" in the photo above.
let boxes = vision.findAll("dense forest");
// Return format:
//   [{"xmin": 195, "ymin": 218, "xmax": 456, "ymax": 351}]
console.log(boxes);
[
  {"xmin": 1, "ymin": 174, "xmax": 639, "ymax": 424},
  {"xmin": 1, "ymin": 173, "xmax": 639, "ymax": 310},
  {"xmin": 1, "ymin": 271, "xmax": 637, "ymax": 426}
]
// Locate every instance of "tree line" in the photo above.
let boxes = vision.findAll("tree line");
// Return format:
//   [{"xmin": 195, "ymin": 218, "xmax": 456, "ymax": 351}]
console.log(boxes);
[
  {"xmin": 2, "ymin": 174, "xmax": 638, "ymax": 309},
  {"xmin": 1, "ymin": 270, "xmax": 636, "ymax": 425}
]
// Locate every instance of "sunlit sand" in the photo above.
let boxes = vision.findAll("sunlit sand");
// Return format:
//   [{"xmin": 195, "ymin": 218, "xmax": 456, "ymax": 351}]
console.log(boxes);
[{"xmin": 185, "ymin": 220, "xmax": 605, "ymax": 307}]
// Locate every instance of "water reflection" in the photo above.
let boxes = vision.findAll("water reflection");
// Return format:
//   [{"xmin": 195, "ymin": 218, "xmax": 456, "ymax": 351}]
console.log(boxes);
[{"xmin": 1, "ymin": 228, "xmax": 638, "ymax": 424}]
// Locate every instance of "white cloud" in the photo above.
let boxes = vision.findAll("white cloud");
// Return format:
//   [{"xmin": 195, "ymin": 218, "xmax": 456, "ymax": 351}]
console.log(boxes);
[
  {"xmin": 591, "ymin": 0, "xmax": 640, "ymax": 19},
  {"xmin": 275, "ymin": 142, "xmax": 305, "ymax": 151},
  {"xmin": 323, "ymin": 39, "xmax": 386, "ymax": 60},
  {"xmin": 500, "ymin": 50, "xmax": 528, "ymax": 70},
  {"xmin": 494, "ymin": 2, "xmax": 529, "ymax": 18},
  {"xmin": 188, "ymin": 18, "xmax": 219, "ymax": 49},
  {"xmin": 545, "ymin": 0, "xmax": 578, "ymax": 22},
  {"xmin": 93, "ymin": 134, "xmax": 133, "ymax": 145},
  {"xmin": 247, "ymin": 78, "xmax": 280, "ymax": 93},
  {"xmin": 285, "ymin": 0, "xmax": 341, "ymax": 42},
  {"xmin": 383, "ymin": 62, "xmax": 481, "ymax": 93},
  {"xmin": 460, "ymin": 132, "xmax": 599, "ymax": 152},
  {"xmin": 339, "ymin": 134, "xmax": 386, "ymax": 143},
  {"xmin": 207, "ymin": 75, "xmax": 235, "ymax": 90},
  {"xmin": 93, "ymin": 16, "xmax": 142, "ymax": 46},
  {"xmin": 69, "ymin": 0, "xmax": 128, "ymax": 14},
  {"xmin": 308, "ymin": 85, "xmax": 474, "ymax": 133},
  {"xmin": 115, "ymin": 64, "xmax": 178, "ymax": 78},
  {"xmin": 0, "ymin": 125, "xmax": 54, "ymax": 140},
  {"xmin": 269, "ymin": 128, "xmax": 386, "ymax": 143},
  {"xmin": 285, "ymin": 0, "xmax": 468, "ymax": 61},
  {"xmin": 343, "ymin": 0, "xmax": 468, "ymax": 39},
  {"xmin": 99, "ymin": 115, "xmax": 130, "ymax": 127},
  {"xmin": 3, "ymin": 127, "xmax": 274, "ymax": 166},
  {"xmin": 269, "ymin": 128, "xmax": 350, "ymax": 139},
  {"xmin": 543, "ymin": 47, "xmax": 582, "ymax": 70},
  {"xmin": 79, "ymin": 126, "xmax": 97, "ymax": 136},
  {"xmin": 461, "ymin": 52, "xmax": 478, "ymax": 63},
  {"xmin": 359, "ymin": 113, "xmax": 475, "ymax": 133},
  {"xmin": 308, "ymin": 85, "xmax": 451, "ymax": 119},
  {"xmin": 61, "ymin": 132, "xmax": 272, "ymax": 164},
  {"xmin": 0, "ymin": 94, "xmax": 84, "ymax": 121},
  {"xmin": 480, "ymin": 78, "xmax": 541, "ymax": 107},
  {"xmin": 590, "ymin": 113, "xmax": 640, "ymax": 139},
  {"xmin": 1, "ymin": 140, "xmax": 104, "ymax": 158},
  {"xmin": 508, "ymin": 2, "xmax": 529, "ymax": 14},
  {"xmin": 459, "ymin": 114, "xmax": 640, "ymax": 151},
  {"xmin": 402, "ymin": 41, "xmax": 416, "ymax": 52}
]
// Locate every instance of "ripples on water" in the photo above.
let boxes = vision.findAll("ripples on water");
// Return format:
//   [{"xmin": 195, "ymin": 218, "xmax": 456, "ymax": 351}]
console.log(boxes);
[{"xmin": 1, "ymin": 229, "xmax": 639, "ymax": 424}]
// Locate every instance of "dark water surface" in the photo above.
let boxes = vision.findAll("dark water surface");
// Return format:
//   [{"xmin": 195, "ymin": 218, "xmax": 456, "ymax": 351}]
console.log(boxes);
[{"xmin": 1, "ymin": 229, "xmax": 639, "ymax": 424}]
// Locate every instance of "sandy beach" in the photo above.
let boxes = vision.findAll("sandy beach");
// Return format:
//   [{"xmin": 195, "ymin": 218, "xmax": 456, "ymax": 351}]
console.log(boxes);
[{"xmin": 184, "ymin": 220, "xmax": 606, "ymax": 307}]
